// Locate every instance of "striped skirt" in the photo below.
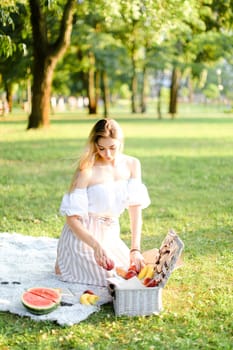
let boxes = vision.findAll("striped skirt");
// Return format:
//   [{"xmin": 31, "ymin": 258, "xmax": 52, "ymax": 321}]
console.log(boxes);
[{"xmin": 56, "ymin": 215, "xmax": 130, "ymax": 286}]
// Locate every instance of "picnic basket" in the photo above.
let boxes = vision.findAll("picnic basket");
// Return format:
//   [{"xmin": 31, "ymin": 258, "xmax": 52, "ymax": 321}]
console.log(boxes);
[{"xmin": 110, "ymin": 229, "xmax": 184, "ymax": 316}]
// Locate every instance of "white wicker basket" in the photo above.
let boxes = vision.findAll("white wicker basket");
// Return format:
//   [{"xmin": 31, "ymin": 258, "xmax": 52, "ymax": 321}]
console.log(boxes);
[
  {"xmin": 113, "ymin": 286, "xmax": 163, "ymax": 316},
  {"xmin": 110, "ymin": 230, "xmax": 184, "ymax": 316}
]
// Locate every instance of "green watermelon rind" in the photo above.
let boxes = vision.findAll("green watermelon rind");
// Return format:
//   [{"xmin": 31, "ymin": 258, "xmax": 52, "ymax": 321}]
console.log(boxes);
[
  {"xmin": 21, "ymin": 287, "xmax": 61, "ymax": 315},
  {"xmin": 22, "ymin": 302, "xmax": 59, "ymax": 315}
]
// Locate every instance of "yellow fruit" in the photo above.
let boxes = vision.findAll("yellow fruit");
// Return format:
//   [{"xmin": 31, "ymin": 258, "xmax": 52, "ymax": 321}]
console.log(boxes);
[
  {"xmin": 88, "ymin": 294, "xmax": 100, "ymax": 305},
  {"xmin": 138, "ymin": 265, "xmax": 149, "ymax": 279},
  {"xmin": 80, "ymin": 293, "xmax": 91, "ymax": 305},
  {"xmin": 80, "ymin": 293, "xmax": 100, "ymax": 305},
  {"xmin": 145, "ymin": 264, "xmax": 155, "ymax": 279}
]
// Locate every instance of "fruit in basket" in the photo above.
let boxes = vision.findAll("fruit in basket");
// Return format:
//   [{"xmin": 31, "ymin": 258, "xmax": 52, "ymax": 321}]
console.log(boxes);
[
  {"xmin": 138, "ymin": 264, "xmax": 155, "ymax": 280},
  {"xmin": 145, "ymin": 265, "xmax": 155, "ymax": 279},
  {"xmin": 21, "ymin": 287, "xmax": 61, "ymax": 315},
  {"xmin": 138, "ymin": 265, "xmax": 149, "ymax": 279},
  {"xmin": 116, "ymin": 263, "xmax": 155, "ymax": 280},
  {"xmin": 143, "ymin": 278, "xmax": 160, "ymax": 288},
  {"xmin": 125, "ymin": 269, "xmax": 137, "ymax": 280},
  {"xmin": 80, "ymin": 291, "xmax": 99, "ymax": 305},
  {"xmin": 116, "ymin": 267, "xmax": 128, "ymax": 279},
  {"xmin": 128, "ymin": 264, "xmax": 138, "ymax": 273}
]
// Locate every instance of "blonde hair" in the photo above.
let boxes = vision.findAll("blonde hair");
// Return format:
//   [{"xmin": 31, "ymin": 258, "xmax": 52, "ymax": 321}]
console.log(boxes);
[{"xmin": 69, "ymin": 119, "xmax": 124, "ymax": 192}]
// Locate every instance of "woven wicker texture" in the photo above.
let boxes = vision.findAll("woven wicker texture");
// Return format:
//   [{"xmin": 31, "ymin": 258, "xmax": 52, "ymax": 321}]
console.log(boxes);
[{"xmin": 112, "ymin": 230, "xmax": 184, "ymax": 316}]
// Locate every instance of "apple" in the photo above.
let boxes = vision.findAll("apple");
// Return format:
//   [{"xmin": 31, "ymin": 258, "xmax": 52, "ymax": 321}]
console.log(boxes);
[
  {"xmin": 83, "ymin": 289, "xmax": 95, "ymax": 295},
  {"xmin": 125, "ymin": 270, "xmax": 137, "ymax": 280},
  {"xmin": 143, "ymin": 277, "xmax": 160, "ymax": 287},
  {"xmin": 106, "ymin": 259, "xmax": 115, "ymax": 271},
  {"xmin": 128, "ymin": 264, "xmax": 138, "ymax": 273}
]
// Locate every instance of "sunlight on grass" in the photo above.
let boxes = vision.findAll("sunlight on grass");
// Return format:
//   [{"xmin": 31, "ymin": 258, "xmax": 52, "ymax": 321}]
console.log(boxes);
[{"xmin": 0, "ymin": 110, "xmax": 232, "ymax": 349}]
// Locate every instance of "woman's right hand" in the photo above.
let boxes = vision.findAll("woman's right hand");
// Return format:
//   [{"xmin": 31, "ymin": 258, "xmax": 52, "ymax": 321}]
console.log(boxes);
[
  {"xmin": 66, "ymin": 216, "xmax": 115, "ymax": 270},
  {"xmin": 93, "ymin": 243, "xmax": 115, "ymax": 271}
]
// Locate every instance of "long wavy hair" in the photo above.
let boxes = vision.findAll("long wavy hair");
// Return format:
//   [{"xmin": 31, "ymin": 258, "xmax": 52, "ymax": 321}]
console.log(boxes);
[{"xmin": 69, "ymin": 119, "xmax": 124, "ymax": 192}]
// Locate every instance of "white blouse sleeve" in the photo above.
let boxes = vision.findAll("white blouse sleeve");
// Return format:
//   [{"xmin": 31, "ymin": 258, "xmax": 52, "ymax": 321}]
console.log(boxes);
[
  {"xmin": 127, "ymin": 178, "xmax": 151, "ymax": 209},
  {"xmin": 59, "ymin": 188, "xmax": 88, "ymax": 217}
]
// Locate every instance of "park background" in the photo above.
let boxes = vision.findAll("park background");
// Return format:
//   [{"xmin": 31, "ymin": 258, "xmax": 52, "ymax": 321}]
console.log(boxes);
[{"xmin": 0, "ymin": 1, "xmax": 233, "ymax": 349}]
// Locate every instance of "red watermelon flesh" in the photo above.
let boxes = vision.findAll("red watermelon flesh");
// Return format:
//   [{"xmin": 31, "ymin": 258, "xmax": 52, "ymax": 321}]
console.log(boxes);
[
  {"xmin": 28, "ymin": 287, "xmax": 61, "ymax": 303},
  {"xmin": 21, "ymin": 287, "xmax": 61, "ymax": 315}
]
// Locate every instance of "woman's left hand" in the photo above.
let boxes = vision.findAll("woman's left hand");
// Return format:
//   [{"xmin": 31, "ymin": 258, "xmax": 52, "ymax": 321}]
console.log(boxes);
[{"xmin": 130, "ymin": 251, "xmax": 145, "ymax": 273}]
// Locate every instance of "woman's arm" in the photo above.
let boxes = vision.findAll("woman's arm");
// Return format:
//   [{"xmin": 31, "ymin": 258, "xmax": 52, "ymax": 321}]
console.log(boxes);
[
  {"xmin": 128, "ymin": 157, "xmax": 145, "ymax": 271},
  {"xmin": 129, "ymin": 205, "xmax": 142, "ymax": 251},
  {"xmin": 66, "ymin": 215, "xmax": 99, "ymax": 250},
  {"xmin": 66, "ymin": 215, "xmax": 113, "ymax": 269},
  {"xmin": 66, "ymin": 169, "xmax": 114, "ymax": 269},
  {"xmin": 128, "ymin": 205, "xmax": 145, "ymax": 271}
]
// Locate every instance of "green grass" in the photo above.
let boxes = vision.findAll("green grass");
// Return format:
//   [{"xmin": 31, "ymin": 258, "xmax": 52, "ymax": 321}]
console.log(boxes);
[{"xmin": 0, "ymin": 107, "xmax": 233, "ymax": 349}]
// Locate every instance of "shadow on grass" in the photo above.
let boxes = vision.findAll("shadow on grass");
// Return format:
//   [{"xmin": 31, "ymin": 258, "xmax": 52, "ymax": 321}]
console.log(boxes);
[
  {"xmin": 51, "ymin": 116, "xmax": 233, "ymax": 125},
  {"xmin": 1, "ymin": 113, "xmax": 233, "ymax": 126},
  {"xmin": 1, "ymin": 135, "xmax": 233, "ymax": 162}
]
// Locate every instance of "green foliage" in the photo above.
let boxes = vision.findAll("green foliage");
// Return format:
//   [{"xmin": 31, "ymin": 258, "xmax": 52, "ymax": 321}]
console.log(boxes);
[
  {"xmin": 0, "ymin": 1, "xmax": 31, "ymax": 94},
  {"xmin": 0, "ymin": 110, "xmax": 232, "ymax": 349},
  {"xmin": 203, "ymin": 83, "xmax": 219, "ymax": 99},
  {"xmin": 0, "ymin": 1, "xmax": 30, "ymax": 58},
  {"xmin": 0, "ymin": 34, "xmax": 15, "ymax": 57},
  {"xmin": 0, "ymin": 3, "xmax": 16, "ymax": 57},
  {"xmin": 1, "ymin": 0, "xmax": 233, "ymax": 120}
]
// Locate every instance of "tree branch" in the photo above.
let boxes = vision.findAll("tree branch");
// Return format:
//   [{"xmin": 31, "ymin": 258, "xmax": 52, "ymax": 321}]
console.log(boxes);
[{"xmin": 51, "ymin": 0, "xmax": 76, "ymax": 58}]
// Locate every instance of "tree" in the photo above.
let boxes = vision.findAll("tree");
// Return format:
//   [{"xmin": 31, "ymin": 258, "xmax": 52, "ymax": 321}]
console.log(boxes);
[
  {"xmin": 60, "ymin": 0, "xmax": 130, "ymax": 116},
  {"xmin": 114, "ymin": 0, "xmax": 198, "ymax": 114},
  {"xmin": 167, "ymin": 0, "xmax": 233, "ymax": 117},
  {"xmin": 27, "ymin": 0, "xmax": 76, "ymax": 129},
  {"xmin": 0, "ymin": 2, "xmax": 30, "ymax": 113},
  {"xmin": 0, "ymin": 0, "xmax": 21, "ymax": 58}
]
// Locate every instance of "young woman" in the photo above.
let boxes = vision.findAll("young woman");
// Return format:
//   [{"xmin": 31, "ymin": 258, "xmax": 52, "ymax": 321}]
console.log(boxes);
[{"xmin": 55, "ymin": 118, "xmax": 150, "ymax": 286}]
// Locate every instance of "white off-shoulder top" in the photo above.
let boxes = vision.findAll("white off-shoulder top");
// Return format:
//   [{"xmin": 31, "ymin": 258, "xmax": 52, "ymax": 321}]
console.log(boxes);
[{"xmin": 60, "ymin": 178, "xmax": 150, "ymax": 218}]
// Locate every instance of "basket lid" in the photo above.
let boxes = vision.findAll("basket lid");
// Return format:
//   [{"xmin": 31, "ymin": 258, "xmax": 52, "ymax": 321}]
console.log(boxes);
[{"xmin": 151, "ymin": 229, "xmax": 184, "ymax": 288}]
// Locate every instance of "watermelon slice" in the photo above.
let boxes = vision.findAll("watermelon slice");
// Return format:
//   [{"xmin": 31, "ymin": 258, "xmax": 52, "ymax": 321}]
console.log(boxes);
[{"xmin": 21, "ymin": 287, "xmax": 61, "ymax": 315}]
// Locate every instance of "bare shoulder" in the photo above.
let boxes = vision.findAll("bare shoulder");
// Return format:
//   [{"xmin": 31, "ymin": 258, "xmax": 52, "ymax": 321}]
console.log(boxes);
[
  {"xmin": 73, "ymin": 168, "xmax": 92, "ymax": 189},
  {"xmin": 122, "ymin": 154, "xmax": 141, "ymax": 178}
]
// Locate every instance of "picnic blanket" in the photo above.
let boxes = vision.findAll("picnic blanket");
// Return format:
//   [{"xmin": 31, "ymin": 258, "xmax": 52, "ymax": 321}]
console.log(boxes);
[{"xmin": 0, "ymin": 232, "xmax": 112, "ymax": 326}]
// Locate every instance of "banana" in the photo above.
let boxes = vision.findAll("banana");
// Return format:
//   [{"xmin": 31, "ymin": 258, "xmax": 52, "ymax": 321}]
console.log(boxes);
[
  {"xmin": 80, "ymin": 293, "xmax": 100, "ymax": 305},
  {"xmin": 138, "ymin": 265, "xmax": 149, "ymax": 280},
  {"xmin": 79, "ymin": 293, "xmax": 91, "ymax": 305},
  {"xmin": 88, "ymin": 294, "xmax": 99, "ymax": 305},
  {"xmin": 145, "ymin": 264, "xmax": 155, "ymax": 279}
]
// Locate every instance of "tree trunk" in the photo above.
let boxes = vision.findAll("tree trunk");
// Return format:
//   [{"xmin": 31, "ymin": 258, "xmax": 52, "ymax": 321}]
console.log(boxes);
[
  {"xmin": 27, "ymin": 0, "xmax": 76, "ymax": 129},
  {"xmin": 5, "ymin": 82, "xmax": 13, "ymax": 113},
  {"xmin": 140, "ymin": 66, "xmax": 147, "ymax": 113},
  {"xmin": 28, "ymin": 57, "xmax": 56, "ymax": 128},
  {"xmin": 157, "ymin": 86, "xmax": 162, "ymax": 119},
  {"xmin": 87, "ymin": 51, "xmax": 97, "ymax": 114},
  {"xmin": 101, "ymin": 70, "xmax": 110, "ymax": 118},
  {"xmin": 157, "ymin": 70, "xmax": 164, "ymax": 119},
  {"xmin": 169, "ymin": 66, "xmax": 181, "ymax": 118},
  {"xmin": 188, "ymin": 75, "xmax": 193, "ymax": 103},
  {"xmin": 131, "ymin": 58, "xmax": 137, "ymax": 113},
  {"xmin": 95, "ymin": 69, "xmax": 101, "ymax": 113}
]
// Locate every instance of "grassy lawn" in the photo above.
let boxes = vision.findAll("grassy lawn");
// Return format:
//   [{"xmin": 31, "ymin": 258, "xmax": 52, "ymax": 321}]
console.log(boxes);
[{"xmin": 0, "ymin": 107, "xmax": 232, "ymax": 349}]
